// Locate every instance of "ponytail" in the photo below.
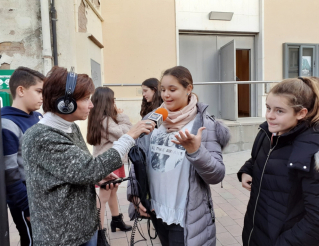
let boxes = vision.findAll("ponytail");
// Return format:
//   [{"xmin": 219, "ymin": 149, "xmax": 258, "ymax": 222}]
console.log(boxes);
[{"xmin": 299, "ymin": 77, "xmax": 319, "ymax": 128}]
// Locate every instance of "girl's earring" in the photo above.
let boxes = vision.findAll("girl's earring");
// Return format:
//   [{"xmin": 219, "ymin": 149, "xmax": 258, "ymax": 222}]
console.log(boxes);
[{"xmin": 187, "ymin": 93, "xmax": 189, "ymax": 96}]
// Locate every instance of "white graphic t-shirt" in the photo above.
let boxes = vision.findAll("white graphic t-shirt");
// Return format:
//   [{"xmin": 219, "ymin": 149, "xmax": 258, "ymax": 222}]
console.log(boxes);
[{"xmin": 148, "ymin": 119, "xmax": 195, "ymax": 227}]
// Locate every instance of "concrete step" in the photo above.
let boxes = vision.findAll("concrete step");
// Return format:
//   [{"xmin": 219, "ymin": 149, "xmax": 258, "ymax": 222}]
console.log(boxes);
[{"xmin": 221, "ymin": 117, "xmax": 265, "ymax": 154}]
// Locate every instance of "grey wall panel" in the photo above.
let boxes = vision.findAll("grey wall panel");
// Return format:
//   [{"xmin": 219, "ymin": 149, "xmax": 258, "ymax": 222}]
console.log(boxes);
[
  {"xmin": 179, "ymin": 34, "xmax": 256, "ymax": 119},
  {"xmin": 217, "ymin": 36, "xmax": 256, "ymax": 116},
  {"xmin": 91, "ymin": 59, "xmax": 102, "ymax": 88},
  {"xmin": 220, "ymin": 40, "xmax": 237, "ymax": 120},
  {"xmin": 179, "ymin": 34, "xmax": 220, "ymax": 117}
]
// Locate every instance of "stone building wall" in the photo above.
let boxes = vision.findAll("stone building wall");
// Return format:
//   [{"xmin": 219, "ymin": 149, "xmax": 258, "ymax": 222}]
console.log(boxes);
[{"xmin": 0, "ymin": 0, "xmax": 43, "ymax": 72}]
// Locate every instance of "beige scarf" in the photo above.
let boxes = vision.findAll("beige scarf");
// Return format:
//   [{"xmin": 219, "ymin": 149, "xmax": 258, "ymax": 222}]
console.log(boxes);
[{"xmin": 161, "ymin": 93, "xmax": 198, "ymax": 133}]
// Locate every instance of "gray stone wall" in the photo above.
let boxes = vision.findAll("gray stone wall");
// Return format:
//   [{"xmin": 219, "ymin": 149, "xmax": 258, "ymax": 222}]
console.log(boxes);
[
  {"xmin": 222, "ymin": 118, "xmax": 265, "ymax": 154},
  {"xmin": 0, "ymin": 0, "xmax": 43, "ymax": 71}
]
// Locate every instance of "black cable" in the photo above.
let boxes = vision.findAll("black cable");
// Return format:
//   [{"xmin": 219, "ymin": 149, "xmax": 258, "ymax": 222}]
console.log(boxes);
[
  {"xmin": 96, "ymin": 192, "xmax": 110, "ymax": 245},
  {"xmin": 147, "ymin": 218, "xmax": 157, "ymax": 240},
  {"xmin": 127, "ymin": 140, "xmax": 157, "ymax": 246},
  {"xmin": 128, "ymin": 158, "xmax": 147, "ymax": 246}
]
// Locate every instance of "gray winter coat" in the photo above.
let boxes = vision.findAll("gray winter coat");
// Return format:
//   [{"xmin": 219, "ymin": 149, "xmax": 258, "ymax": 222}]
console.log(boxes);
[{"xmin": 127, "ymin": 102, "xmax": 230, "ymax": 246}]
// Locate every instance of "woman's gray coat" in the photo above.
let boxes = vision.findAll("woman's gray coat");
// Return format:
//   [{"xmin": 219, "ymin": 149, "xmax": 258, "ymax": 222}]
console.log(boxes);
[{"xmin": 127, "ymin": 102, "xmax": 230, "ymax": 246}]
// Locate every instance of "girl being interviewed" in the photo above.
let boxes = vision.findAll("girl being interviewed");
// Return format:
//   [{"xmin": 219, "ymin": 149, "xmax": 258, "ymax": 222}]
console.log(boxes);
[
  {"xmin": 127, "ymin": 66, "xmax": 231, "ymax": 246},
  {"xmin": 238, "ymin": 77, "xmax": 319, "ymax": 246}
]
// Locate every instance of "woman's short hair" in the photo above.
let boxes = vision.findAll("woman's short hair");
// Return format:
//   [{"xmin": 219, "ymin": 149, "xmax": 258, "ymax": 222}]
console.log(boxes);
[{"xmin": 43, "ymin": 66, "xmax": 95, "ymax": 113}]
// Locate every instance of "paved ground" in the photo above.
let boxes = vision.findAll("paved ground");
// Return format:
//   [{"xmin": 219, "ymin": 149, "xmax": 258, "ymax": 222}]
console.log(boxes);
[{"xmin": 8, "ymin": 150, "xmax": 251, "ymax": 246}]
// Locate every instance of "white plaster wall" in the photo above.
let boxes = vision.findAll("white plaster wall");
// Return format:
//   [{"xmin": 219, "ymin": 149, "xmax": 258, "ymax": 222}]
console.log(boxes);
[
  {"xmin": 55, "ymin": 0, "xmax": 104, "ymax": 149},
  {"xmin": 74, "ymin": 32, "xmax": 104, "ymax": 86},
  {"xmin": 86, "ymin": 4, "xmax": 103, "ymax": 42},
  {"xmin": 0, "ymin": 0, "xmax": 43, "ymax": 71},
  {"xmin": 55, "ymin": 1, "xmax": 78, "ymax": 69},
  {"xmin": 115, "ymin": 99, "xmax": 143, "ymax": 124},
  {"xmin": 176, "ymin": 0, "xmax": 259, "ymax": 32},
  {"xmin": 56, "ymin": 0, "xmax": 103, "ymax": 70},
  {"xmin": 85, "ymin": 3, "xmax": 104, "ymax": 85}
]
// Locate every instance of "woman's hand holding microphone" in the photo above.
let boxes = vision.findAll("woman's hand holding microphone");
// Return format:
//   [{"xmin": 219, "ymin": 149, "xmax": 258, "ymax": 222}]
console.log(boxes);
[{"xmin": 126, "ymin": 120, "xmax": 156, "ymax": 139}]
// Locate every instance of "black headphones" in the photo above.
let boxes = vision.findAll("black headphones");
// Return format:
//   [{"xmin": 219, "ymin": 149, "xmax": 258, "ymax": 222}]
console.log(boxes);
[{"xmin": 56, "ymin": 68, "xmax": 78, "ymax": 114}]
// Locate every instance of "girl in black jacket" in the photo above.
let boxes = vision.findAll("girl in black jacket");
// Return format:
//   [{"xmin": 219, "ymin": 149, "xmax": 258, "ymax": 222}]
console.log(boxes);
[{"xmin": 238, "ymin": 77, "xmax": 319, "ymax": 246}]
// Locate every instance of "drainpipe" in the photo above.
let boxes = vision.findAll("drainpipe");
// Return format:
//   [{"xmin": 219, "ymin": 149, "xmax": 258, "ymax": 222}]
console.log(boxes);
[
  {"xmin": 50, "ymin": 0, "xmax": 58, "ymax": 66},
  {"xmin": 40, "ymin": 0, "xmax": 53, "ymax": 75},
  {"xmin": 0, "ymin": 109, "xmax": 10, "ymax": 246}
]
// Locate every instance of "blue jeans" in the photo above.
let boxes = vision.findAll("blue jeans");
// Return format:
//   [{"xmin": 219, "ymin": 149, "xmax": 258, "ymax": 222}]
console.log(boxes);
[{"xmin": 79, "ymin": 231, "xmax": 98, "ymax": 246}]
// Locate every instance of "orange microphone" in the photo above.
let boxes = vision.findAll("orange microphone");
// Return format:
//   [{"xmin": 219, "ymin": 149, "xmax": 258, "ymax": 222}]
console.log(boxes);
[
  {"xmin": 139, "ymin": 108, "xmax": 168, "ymax": 138},
  {"xmin": 154, "ymin": 108, "xmax": 168, "ymax": 122}
]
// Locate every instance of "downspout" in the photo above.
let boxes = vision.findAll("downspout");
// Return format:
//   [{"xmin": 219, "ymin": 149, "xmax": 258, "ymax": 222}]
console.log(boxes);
[
  {"xmin": 50, "ymin": 0, "xmax": 58, "ymax": 66},
  {"xmin": 40, "ymin": 0, "xmax": 53, "ymax": 75}
]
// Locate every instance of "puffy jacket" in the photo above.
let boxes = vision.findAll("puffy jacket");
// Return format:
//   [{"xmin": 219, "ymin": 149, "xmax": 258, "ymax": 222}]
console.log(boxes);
[
  {"xmin": 127, "ymin": 102, "xmax": 230, "ymax": 246},
  {"xmin": 93, "ymin": 113, "xmax": 132, "ymax": 159},
  {"xmin": 238, "ymin": 121, "xmax": 319, "ymax": 246}
]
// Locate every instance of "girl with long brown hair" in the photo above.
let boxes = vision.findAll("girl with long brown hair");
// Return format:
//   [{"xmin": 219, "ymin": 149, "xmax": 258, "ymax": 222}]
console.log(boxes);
[
  {"xmin": 128, "ymin": 66, "xmax": 230, "ymax": 246},
  {"xmin": 140, "ymin": 78, "xmax": 163, "ymax": 118},
  {"xmin": 87, "ymin": 87, "xmax": 132, "ymax": 232},
  {"xmin": 238, "ymin": 77, "xmax": 319, "ymax": 246}
]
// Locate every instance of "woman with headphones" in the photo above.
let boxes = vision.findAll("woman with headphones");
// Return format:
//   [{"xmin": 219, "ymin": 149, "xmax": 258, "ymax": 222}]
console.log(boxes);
[{"xmin": 22, "ymin": 66, "xmax": 155, "ymax": 246}]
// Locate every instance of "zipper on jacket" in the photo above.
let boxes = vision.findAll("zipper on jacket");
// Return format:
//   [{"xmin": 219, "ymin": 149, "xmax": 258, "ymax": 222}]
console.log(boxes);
[
  {"xmin": 247, "ymin": 130, "xmax": 279, "ymax": 246},
  {"xmin": 207, "ymin": 200, "xmax": 215, "ymax": 223}
]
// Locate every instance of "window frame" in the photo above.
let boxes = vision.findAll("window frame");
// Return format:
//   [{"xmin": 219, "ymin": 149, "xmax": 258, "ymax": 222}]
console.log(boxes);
[{"xmin": 283, "ymin": 43, "xmax": 318, "ymax": 78}]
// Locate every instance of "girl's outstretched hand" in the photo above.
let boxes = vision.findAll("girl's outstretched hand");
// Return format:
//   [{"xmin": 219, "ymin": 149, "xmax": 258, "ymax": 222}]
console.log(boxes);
[
  {"xmin": 172, "ymin": 127, "xmax": 206, "ymax": 154},
  {"xmin": 242, "ymin": 173, "xmax": 252, "ymax": 191}
]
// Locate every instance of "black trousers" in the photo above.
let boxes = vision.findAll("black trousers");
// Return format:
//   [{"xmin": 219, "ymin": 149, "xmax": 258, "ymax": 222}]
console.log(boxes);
[
  {"xmin": 8, "ymin": 202, "xmax": 33, "ymax": 246},
  {"xmin": 150, "ymin": 213, "xmax": 184, "ymax": 246}
]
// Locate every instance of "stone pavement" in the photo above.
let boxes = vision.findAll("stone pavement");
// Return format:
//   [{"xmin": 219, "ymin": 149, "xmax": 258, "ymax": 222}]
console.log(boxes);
[{"xmin": 8, "ymin": 150, "xmax": 251, "ymax": 246}]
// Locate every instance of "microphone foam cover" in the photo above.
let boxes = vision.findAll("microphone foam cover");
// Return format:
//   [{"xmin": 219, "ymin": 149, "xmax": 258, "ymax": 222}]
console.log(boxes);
[{"xmin": 155, "ymin": 108, "xmax": 168, "ymax": 121}]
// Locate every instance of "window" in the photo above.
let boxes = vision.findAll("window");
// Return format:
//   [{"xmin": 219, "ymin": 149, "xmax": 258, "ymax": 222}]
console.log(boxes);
[{"xmin": 283, "ymin": 43, "xmax": 318, "ymax": 78}]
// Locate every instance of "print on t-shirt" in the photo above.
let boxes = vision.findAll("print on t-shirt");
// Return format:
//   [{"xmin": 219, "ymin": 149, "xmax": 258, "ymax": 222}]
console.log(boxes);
[{"xmin": 150, "ymin": 131, "xmax": 186, "ymax": 173}]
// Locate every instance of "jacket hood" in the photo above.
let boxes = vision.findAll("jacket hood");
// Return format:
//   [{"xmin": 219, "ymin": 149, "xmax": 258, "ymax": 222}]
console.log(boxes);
[
  {"xmin": 1, "ymin": 106, "xmax": 33, "ymax": 118},
  {"xmin": 197, "ymin": 102, "xmax": 231, "ymax": 149}
]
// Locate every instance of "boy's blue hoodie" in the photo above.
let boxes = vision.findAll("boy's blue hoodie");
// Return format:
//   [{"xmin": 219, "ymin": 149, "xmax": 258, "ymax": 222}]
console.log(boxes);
[{"xmin": 1, "ymin": 106, "xmax": 42, "ymax": 217}]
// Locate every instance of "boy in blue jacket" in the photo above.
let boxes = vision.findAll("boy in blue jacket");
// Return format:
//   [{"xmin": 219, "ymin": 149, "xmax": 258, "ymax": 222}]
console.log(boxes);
[{"xmin": 1, "ymin": 67, "xmax": 44, "ymax": 246}]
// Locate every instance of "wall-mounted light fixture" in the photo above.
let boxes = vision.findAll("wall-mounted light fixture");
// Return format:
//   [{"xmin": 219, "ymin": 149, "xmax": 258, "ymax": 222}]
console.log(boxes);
[{"xmin": 209, "ymin": 11, "xmax": 233, "ymax": 21}]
